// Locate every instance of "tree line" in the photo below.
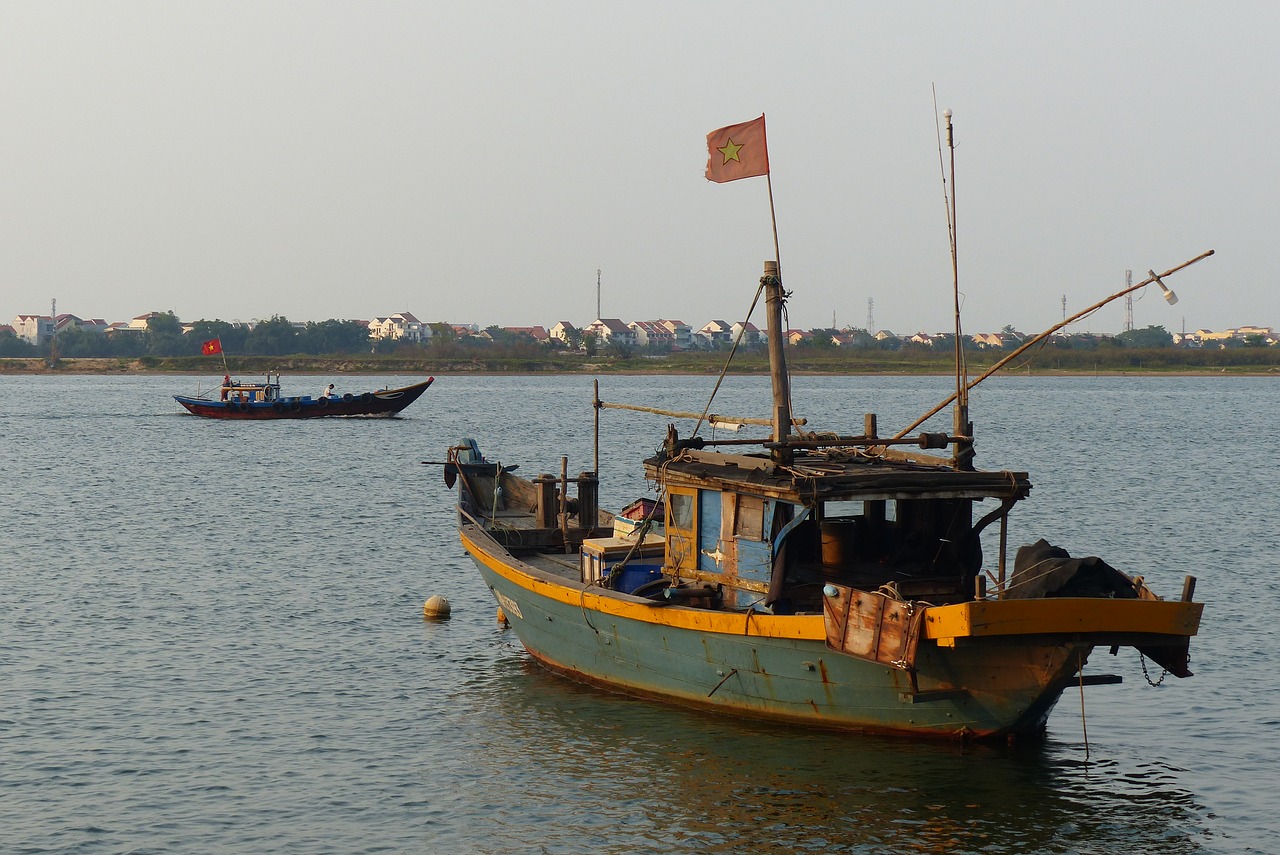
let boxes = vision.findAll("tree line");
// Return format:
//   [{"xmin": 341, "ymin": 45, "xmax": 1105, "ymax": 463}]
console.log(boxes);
[
  {"xmin": 2, "ymin": 315, "xmax": 1274, "ymax": 363},
  {"xmin": 0, "ymin": 312, "xmax": 372, "ymax": 358}
]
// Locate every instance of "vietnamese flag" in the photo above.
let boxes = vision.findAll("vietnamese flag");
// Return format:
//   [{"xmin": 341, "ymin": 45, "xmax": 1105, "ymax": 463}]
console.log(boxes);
[
  {"xmin": 705, "ymin": 115, "xmax": 769, "ymax": 183},
  {"xmin": 201, "ymin": 338, "xmax": 222, "ymax": 355}
]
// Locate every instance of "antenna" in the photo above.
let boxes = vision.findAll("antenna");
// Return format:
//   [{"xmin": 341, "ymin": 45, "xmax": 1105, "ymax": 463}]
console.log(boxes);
[
  {"xmin": 1061, "ymin": 295, "xmax": 1067, "ymax": 322},
  {"xmin": 866, "ymin": 297, "xmax": 874, "ymax": 332},
  {"xmin": 596, "ymin": 269, "xmax": 601, "ymax": 321},
  {"xmin": 1124, "ymin": 270, "xmax": 1134, "ymax": 331}
]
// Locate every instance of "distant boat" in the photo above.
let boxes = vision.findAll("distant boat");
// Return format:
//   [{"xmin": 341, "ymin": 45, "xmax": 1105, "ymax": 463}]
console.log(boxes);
[{"xmin": 175, "ymin": 374, "xmax": 433, "ymax": 419}]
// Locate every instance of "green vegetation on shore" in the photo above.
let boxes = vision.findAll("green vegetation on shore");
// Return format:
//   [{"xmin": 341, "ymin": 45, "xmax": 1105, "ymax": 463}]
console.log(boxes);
[{"xmin": 4, "ymin": 345, "xmax": 1280, "ymax": 376}]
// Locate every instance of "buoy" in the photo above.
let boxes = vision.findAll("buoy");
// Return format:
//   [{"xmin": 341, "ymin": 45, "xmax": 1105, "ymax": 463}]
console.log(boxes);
[
  {"xmin": 496, "ymin": 606, "xmax": 509, "ymax": 627},
  {"xmin": 422, "ymin": 595, "xmax": 452, "ymax": 620}
]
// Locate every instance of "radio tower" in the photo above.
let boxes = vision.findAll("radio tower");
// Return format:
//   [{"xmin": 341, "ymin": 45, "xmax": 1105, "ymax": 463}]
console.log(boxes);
[
  {"xmin": 1123, "ymin": 270, "xmax": 1134, "ymax": 331},
  {"xmin": 596, "ymin": 269, "xmax": 601, "ymax": 320},
  {"xmin": 865, "ymin": 297, "xmax": 875, "ymax": 333},
  {"xmin": 1061, "ymin": 295, "xmax": 1067, "ymax": 321}
]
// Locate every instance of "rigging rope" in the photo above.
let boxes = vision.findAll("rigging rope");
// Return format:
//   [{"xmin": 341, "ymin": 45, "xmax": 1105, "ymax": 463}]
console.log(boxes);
[{"xmin": 692, "ymin": 280, "xmax": 767, "ymax": 438}]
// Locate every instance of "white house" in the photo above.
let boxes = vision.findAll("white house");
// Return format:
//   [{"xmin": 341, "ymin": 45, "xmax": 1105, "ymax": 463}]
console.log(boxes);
[
  {"xmin": 549, "ymin": 321, "xmax": 577, "ymax": 346},
  {"xmin": 730, "ymin": 321, "xmax": 765, "ymax": 345},
  {"xmin": 12, "ymin": 314, "xmax": 53, "ymax": 344},
  {"xmin": 658, "ymin": 319, "xmax": 693, "ymax": 350},
  {"xmin": 628, "ymin": 320, "xmax": 677, "ymax": 349},
  {"xmin": 583, "ymin": 318, "xmax": 634, "ymax": 345},
  {"xmin": 368, "ymin": 312, "xmax": 429, "ymax": 343},
  {"xmin": 696, "ymin": 320, "xmax": 733, "ymax": 348}
]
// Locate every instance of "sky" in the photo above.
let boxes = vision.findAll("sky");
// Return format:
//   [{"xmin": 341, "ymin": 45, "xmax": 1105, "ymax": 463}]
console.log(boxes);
[{"xmin": 1, "ymin": 2, "xmax": 1273, "ymax": 336}]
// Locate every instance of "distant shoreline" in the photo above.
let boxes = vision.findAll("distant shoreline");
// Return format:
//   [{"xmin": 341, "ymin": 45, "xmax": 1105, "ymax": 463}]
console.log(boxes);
[{"xmin": 1, "ymin": 356, "xmax": 1276, "ymax": 378}]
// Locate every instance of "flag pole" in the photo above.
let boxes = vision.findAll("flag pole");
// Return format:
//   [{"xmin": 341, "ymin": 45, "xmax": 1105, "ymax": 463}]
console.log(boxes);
[
  {"xmin": 758, "ymin": 115, "xmax": 792, "ymax": 456},
  {"xmin": 761, "ymin": 114, "xmax": 781, "ymax": 274},
  {"xmin": 766, "ymin": 171, "xmax": 781, "ymax": 275}
]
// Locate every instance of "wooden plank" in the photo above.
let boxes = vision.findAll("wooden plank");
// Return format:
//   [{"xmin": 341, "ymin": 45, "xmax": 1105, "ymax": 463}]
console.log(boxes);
[{"xmin": 823, "ymin": 586, "xmax": 923, "ymax": 670}]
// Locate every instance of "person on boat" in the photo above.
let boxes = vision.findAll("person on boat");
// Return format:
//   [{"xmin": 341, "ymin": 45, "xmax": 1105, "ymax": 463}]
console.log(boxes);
[
  {"xmin": 321, "ymin": 383, "xmax": 336, "ymax": 399},
  {"xmin": 221, "ymin": 374, "xmax": 232, "ymax": 401}
]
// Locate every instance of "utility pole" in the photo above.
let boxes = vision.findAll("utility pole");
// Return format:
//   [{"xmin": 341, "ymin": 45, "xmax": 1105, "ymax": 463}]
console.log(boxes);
[
  {"xmin": 1123, "ymin": 270, "xmax": 1134, "ymax": 331},
  {"xmin": 48, "ymin": 297, "xmax": 59, "ymax": 365}
]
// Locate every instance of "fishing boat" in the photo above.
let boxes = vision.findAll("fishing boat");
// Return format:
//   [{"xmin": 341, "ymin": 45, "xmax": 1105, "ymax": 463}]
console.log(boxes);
[
  {"xmin": 440, "ymin": 116, "xmax": 1208, "ymax": 741},
  {"xmin": 175, "ymin": 373, "xmax": 433, "ymax": 419}
]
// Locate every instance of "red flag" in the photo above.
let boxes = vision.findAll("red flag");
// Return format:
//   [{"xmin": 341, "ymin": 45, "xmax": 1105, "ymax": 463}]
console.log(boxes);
[
  {"xmin": 201, "ymin": 338, "xmax": 222, "ymax": 355},
  {"xmin": 705, "ymin": 115, "xmax": 769, "ymax": 183}
]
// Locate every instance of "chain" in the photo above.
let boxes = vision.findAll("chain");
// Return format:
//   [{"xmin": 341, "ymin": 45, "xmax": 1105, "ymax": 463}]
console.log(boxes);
[{"xmin": 1139, "ymin": 651, "xmax": 1168, "ymax": 687}]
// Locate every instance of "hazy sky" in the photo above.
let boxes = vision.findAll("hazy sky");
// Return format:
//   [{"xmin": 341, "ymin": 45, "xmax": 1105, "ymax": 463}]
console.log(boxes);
[{"xmin": 1, "ymin": 2, "xmax": 1272, "ymax": 335}]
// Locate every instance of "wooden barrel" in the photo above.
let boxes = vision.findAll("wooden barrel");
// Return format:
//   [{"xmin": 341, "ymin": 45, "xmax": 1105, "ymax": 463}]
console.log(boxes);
[{"xmin": 821, "ymin": 520, "xmax": 857, "ymax": 565}]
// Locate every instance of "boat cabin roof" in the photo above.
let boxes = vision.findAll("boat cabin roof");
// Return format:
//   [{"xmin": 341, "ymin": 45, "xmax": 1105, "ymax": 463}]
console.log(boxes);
[{"xmin": 643, "ymin": 446, "xmax": 1031, "ymax": 504}]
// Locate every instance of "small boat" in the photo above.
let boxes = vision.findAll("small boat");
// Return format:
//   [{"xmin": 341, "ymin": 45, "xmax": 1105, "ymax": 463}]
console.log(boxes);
[
  {"xmin": 439, "ymin": 117, "xmax": 1209, "ymax": 742},
  {"xmin": 175, "ymin": 374, "xmax": 433, "ymax": 419}
]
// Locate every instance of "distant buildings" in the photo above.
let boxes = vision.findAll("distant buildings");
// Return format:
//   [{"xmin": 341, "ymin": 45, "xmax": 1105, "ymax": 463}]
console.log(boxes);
[{"xmin": 6, "ymin": 304, "xmax": 1279, "ymax": 354}]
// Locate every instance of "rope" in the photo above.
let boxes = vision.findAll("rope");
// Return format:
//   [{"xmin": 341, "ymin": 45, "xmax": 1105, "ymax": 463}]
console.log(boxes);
[
  {"xmin": 1077, "ymin": 650, "xmax": 1090, "ymax": 760},
  {"xmin": 692, "ymin": 280, "xmax": 766, "ymax": 438}
]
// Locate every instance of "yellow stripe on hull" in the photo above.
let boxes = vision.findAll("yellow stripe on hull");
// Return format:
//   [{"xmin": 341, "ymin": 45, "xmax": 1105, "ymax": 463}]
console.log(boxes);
[
  {"xmin": 461, "ymin": 527, "xmax": 825, "ymax": 641},
  {"xmin": 924, "ymin": 598, "xmax": 1203, "ymax": 643},
  {"xmin": 464, "ymin": 528, "xmax": 1202, "ymax": 647}
]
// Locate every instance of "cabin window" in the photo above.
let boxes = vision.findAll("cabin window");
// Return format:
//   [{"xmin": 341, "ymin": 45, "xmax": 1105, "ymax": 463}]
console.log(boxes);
[
  {"xmin": 670, "ymin": 493, "xmax": 694, "ymax": 529},
  {"xmin": 735, "ymin": 495, "xmax": 766, "ymax": 540},
  {"xmin": 666, "ymin": 487, "xmax": 698, "ymax": 575},
  {"xmin": 823, "ymin": 500, "xmax": 861, "ymax": 520}
]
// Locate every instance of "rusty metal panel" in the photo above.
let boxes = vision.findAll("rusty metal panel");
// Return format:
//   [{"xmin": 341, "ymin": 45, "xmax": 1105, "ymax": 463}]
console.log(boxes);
[{"xmin": 824, "ymin": 586, "xmax": 924, "ymax": 670}]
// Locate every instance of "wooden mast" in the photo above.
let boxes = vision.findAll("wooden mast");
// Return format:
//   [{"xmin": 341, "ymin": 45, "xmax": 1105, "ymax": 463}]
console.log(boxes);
[
  {"xmin": 943, "ymin": 108, "xmax": 974, "ymax": 471},
  {"xmin": 763, "ymin": 260, "xmax": 792, "ymax": 465}
]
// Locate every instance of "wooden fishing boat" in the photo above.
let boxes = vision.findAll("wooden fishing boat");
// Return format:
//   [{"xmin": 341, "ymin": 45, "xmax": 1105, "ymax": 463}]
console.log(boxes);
[
  {"xmin": 441, "ymin": 117, "xmax": 1207, "ymax": 741},
  {"xmin": 444, "ymin": 278, "xmax": 1201, "ymax": 739},
  {"xmin": 175, "ymin": 374, "xmax": 433, "ymax": 419}
]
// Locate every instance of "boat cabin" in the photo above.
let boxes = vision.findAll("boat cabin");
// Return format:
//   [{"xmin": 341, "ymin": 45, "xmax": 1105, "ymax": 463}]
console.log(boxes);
[
  {"xmin": 643, "ymin": 439, "xmax": 1030, "ymax": 613},
  {"xmin": 221, "ymin": 373, "xmax": 282, "ymax": 403}
]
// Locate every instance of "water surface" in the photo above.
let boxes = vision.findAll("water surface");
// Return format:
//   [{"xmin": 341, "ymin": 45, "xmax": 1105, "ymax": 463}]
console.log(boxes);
[{"xmin": 1, "ymin": 373, "xmax": 1274, "ymax": 853}]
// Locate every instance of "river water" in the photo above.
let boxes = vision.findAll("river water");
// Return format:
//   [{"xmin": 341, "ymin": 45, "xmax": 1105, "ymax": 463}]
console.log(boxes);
[{"xmin": 1, "ymin": 372, "xmax": 1276, "ymax": 854}]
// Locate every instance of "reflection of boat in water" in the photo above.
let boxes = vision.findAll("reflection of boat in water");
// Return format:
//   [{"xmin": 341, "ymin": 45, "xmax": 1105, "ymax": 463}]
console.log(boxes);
[
  {"xmin": 175, "ymin": 373, "xmax": 433, "ymax": 419},
  {"xmin": 442, "ymin": 116, "xmax": 1207, "ymax": 741},
  {"xmin": 467, "ymin": 658, "xmax": 1206, "ymax": 854}
]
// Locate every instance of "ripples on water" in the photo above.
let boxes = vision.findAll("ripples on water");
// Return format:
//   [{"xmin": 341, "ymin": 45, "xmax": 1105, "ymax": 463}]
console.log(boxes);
[{"xmin": 1, "ymin": 373, "xmax": 1275, "ymax": 852}]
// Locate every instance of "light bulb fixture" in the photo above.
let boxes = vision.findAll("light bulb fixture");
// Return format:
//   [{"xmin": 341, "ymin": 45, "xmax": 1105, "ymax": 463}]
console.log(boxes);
[{"xmin": 1148, "ymin": 269, "xmax": 1179, "ymax": 305}]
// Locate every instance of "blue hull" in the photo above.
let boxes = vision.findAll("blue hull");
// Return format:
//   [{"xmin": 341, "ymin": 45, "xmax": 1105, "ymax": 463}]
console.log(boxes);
[{"xmin": 175, "ymin": 378, "xmax": 433, "ymax": 419}]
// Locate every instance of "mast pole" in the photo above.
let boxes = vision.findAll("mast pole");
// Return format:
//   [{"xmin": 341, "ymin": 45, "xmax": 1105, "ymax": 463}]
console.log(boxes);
[
  {"xmin": 763, "ymin": 259, "xmax": 792, "ymax": 464},
  {"xmin": 943, "ymin": 108, "xmax": 974, "ymax": 470}
]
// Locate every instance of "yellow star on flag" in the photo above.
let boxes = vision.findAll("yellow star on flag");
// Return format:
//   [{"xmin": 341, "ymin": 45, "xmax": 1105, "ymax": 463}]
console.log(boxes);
[{"xmin": 718, "ymin": 138, "xmax": 745, "ymax": 165}]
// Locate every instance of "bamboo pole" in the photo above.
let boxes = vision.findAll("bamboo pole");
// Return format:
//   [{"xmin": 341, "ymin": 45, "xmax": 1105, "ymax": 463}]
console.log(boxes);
[{"xmin": 595, "ymin": 399, "xmax": 806, "ymax": 428}]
